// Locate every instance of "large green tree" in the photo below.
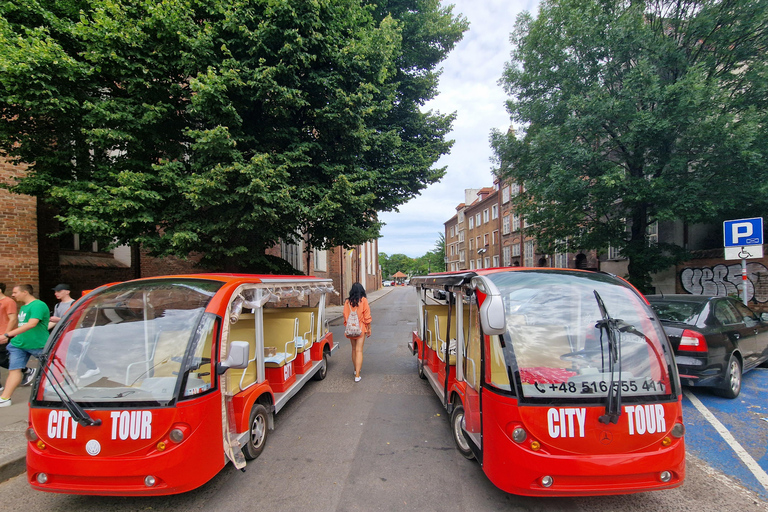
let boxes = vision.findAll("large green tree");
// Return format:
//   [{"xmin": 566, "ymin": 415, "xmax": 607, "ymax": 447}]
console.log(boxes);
[
  {"xmin": 0, "ymin": 0, "xmax": 467, "ymax": 271},
  {"xmin": 492, "ymin": 0, "xmax": 768, "ymax": 291}
]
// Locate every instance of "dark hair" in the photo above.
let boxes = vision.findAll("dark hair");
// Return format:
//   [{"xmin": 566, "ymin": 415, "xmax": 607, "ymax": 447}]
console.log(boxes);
[
  {"xmin": 18, "ymin": 284, "xmax": 33, "ymax": 294},
  {"xmin": 0, "ymin": 283, "xmax": 5, "ymax": 294},
  {"xmin": 348, "ymin": 282, "xmax": 367, "ymax": 308}
]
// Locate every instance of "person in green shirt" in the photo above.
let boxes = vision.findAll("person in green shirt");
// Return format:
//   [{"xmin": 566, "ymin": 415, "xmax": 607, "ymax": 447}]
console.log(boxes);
[{"xmin": 0, "ymin": 284, "xmax": 50, "ymax": 407}]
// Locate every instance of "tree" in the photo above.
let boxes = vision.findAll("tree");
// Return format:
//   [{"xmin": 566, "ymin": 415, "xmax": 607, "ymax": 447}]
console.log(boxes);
[
  {"xmin": 491, "ymin": 0, "xmax": 768, "ymax": 291},
  {"xmin": 0, "ymin": 0, "xmax": 467, "ymax": 271}
]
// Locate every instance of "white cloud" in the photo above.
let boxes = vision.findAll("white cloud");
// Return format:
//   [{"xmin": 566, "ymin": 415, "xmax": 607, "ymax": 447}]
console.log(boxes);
[{"xmin": 379, "ymin": 0, "xmax": 540, "ymax": 258}]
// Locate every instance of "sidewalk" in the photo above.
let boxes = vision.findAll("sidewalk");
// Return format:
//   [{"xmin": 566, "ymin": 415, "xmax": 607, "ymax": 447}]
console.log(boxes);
[{"xmin": 0, "ymin": 285, "xmax": 394, "ymax": 484}]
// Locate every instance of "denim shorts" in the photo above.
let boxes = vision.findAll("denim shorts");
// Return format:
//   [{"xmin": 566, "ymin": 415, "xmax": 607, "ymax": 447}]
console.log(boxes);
[{"xmin": 7, "ymin": 344, "xmax": 43, "ymax": 371}]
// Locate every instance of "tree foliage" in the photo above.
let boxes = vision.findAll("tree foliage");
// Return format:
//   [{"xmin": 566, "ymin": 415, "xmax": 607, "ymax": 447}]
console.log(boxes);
[
  {"xmin": 379, "ymin": 232, "xmax": 445, "ymax": 278},
  {"xmin": 0, "ymin": 0, "xmax": 467, "ymax": 271},
  {"xmin": 492, "ymin": 0, "xmax": 768, "ymax": 291}
]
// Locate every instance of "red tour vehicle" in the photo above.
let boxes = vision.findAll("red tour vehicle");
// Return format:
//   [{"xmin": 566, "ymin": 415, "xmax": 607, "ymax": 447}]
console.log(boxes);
[
  {"xmin": 25, "ymin": 274, "xmax": 337, "ymax": 495},
  {"xmin": 410, "ymin": 268, "xmax": 685, "ymax": 496}
]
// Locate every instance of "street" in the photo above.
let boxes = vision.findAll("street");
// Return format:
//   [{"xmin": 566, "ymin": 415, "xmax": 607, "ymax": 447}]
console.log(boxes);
[{"xmin": 0, "ymin": 286, "xmax": 766, "ymax": 511}]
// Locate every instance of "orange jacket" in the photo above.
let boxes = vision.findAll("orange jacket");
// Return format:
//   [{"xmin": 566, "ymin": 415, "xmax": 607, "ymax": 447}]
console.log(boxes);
[{"xmin": 343, "ymin": 297, "xmax": 372, "ymax": 337}]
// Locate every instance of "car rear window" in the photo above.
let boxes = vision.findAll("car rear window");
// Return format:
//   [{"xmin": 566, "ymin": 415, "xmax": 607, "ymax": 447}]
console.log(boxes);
[{"xmin": 650, "ymin": 301, "xmax": 703, "ymax": 323}]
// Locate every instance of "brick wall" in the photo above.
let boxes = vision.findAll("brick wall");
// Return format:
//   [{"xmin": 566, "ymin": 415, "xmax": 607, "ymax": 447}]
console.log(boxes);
[{"xmin": 0, "ymin": 158, "xmax": 39, "ymax": 294}]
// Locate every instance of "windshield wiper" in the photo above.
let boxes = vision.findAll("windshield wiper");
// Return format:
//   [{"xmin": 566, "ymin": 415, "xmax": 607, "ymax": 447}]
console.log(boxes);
[
  {"xmin": 593, "ymin": 291, "xmax": 622, "ymax": 425},
  {"xmin": 41, "ymin": 355, "xmax": 102, "ymax": 427}
]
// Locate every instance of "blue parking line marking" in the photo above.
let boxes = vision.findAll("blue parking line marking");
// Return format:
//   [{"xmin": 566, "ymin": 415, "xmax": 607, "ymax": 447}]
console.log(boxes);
[{"xmin": 682, "ymin": 368, "xmax": 768, "ymax": 500}]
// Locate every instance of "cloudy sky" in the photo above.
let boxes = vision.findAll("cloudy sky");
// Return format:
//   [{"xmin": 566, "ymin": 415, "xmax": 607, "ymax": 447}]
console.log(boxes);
[{"xmin": 378, "ymin": 0, "xmax": 541, "ymax": 258}]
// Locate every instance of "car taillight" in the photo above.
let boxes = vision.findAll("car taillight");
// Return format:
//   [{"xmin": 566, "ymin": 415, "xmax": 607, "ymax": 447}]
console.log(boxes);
[{"xmin": 679, "ymin": 329, "xmax": 708, "ymax": 352}]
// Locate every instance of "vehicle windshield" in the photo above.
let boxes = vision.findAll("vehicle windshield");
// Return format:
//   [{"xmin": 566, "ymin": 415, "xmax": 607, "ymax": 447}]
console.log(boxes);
[
  {"xmin": 488, "ymin": 271, "xmax": 675, "ymax": 401},
  {"xmin": 38, "ymin": 279, "xmax": 222, "ymax": 406}
]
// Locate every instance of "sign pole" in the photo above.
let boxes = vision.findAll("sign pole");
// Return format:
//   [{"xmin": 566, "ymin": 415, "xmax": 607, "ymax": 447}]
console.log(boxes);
[{"xmin": 742, "ymin": 256, "xmax": 748, "ymax": 306}]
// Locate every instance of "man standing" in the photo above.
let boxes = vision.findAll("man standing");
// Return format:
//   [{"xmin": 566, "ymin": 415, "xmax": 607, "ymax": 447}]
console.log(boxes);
[
  {"xmin": 0, "ymin": 285, "xmax": 50, "ymax": 407},
  {"xmin": 49, "ymin": 283, "xmax": 75, "ymax": 329}
]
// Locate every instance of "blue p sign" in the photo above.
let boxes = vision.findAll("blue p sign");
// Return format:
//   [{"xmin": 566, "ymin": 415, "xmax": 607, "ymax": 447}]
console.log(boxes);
[{"xmin": 724, "ymin": 218, "xmax": 763, "ymax": 247}]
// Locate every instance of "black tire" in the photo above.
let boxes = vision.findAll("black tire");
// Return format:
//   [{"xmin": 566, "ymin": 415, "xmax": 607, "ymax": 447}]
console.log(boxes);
[
  {"xmin": 450, "ymin": 403, "xmax": 475, "ymax": 460},
  {"xmin": 243, "ymin": 404, "xmax": 269, "ymax": 460},
  {"xmin": 417, "ymin": 355, "xmax": 427, "ymax": 380},
  {"xmin": 312, "ymin": 351, "xmax": 329, "ymax": 381},
  {"xmin": 715, "ymin": 354, "xmax": 742, "ymax": 399}
]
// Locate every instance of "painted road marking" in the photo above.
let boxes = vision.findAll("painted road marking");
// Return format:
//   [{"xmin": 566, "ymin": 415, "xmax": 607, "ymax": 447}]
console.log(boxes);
[{"xmin": 684, "ymin": 389, "xmax": 768, "ymax": 492}]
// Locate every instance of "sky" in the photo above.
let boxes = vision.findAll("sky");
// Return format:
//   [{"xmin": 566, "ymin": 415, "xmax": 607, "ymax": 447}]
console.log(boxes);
[{"xmin": 378, "ymin": 0, "xmax": 540, "ymax": 258}]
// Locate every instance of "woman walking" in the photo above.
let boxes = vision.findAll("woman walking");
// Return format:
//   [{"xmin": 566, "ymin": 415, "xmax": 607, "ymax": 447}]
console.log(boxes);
[{"xmin": 343, "ymin": 283, "xmax": 371, "ymax": 382}]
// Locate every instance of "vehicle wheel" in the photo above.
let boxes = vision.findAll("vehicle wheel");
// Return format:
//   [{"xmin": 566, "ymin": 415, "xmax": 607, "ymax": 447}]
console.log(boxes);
[
  {"xmin": 716, "ymin": 354, "xmax": 742, "ymax": 399},
  {"xmin": 417, "ymin": 355, "xmax": 426, "ymax": 380},
  {"xmin": 451, "ymin": 403, "xmax": 475, "ymax": 460},
  {"xmin": 312, "ymin": 351, "xmax": 329, "ymax": 381},
  {"xmin": 243, "ymin": 404, "xmax": 269, "ymax": 460}
]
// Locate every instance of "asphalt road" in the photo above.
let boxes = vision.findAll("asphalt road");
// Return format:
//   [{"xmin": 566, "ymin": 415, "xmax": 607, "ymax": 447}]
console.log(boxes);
[{"xmin": 0, "ymin": 286, "xmax": 766, "ymax": 510}]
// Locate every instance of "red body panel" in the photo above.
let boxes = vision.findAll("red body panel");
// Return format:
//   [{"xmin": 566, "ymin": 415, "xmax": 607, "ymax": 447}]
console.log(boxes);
[
  {"xmin": 481, "ymin": 390, "xmax": 685, "ymax": 496},
  {"xmin": 27, "ymin": 392, "xmax": 224, "ymax": 496}
]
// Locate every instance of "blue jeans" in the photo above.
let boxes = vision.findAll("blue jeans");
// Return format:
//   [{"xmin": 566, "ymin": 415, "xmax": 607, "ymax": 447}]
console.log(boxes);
[{"xmin": 7, "ymin": 344, "xmax": 43, "ymax": 371}]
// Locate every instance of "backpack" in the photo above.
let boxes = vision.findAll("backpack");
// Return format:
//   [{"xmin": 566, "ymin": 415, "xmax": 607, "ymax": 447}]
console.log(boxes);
[{"xmin": 345, "ymin": 306, "xmax": 363, "ymax": 337}]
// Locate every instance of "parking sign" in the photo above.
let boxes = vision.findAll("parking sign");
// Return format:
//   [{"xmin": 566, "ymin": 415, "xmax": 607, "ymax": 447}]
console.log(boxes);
[
  {"xmin": 724, "ymin": 218, "xmax": 763, "ymax": 247},
  {"xmin": 724, "ymin": 217, "xmax": 763, "ymax": 260}
]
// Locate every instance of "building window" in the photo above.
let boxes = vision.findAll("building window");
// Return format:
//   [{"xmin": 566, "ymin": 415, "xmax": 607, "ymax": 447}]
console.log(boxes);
[
  {"xmin": 470, "ymin": 259, "xmax": 475, "ymax": 270},
  {"xmin": 512, "ymin": 214, "xmax": 520, "ymax": 232},
  {"xmin": 647, "ymin": 221, "xmax": 658, "ymax": 246},
  {"xmin": 469, "ymin": 238, "xmax": 473, "ymax": 251},
  {"xmin": 450, "ymin": 226, "xmax": 454, "ymax": 238},
  {"xmin": 476, "ymin": 236, "xmax": 480, "ymax": 249},
  {"xmin": 458, "ymin": 231, "xmax": 465, "ymax": 242},
  {"xmin": 502, "ymin": 186, "xmax": 510, "ymax": 204},
  {"xmin": 483, "ymin": 209, "xmax": 489, "ymax": 224},
  {"xmin": 483, "ymin": 233, "xmax": 489, "ymax": 246},
  {"xmin": 607, "ymin": 245, "xmax": 624, "ymax": 260},
  {"xmin": 314, "ymin": 248, "xmax": 327, "ymax": 271},
  {"xmin": 476, "ymin": 258, "xmax": 482, "ymax": 269},
  {"xmin": 469, "ymin": 217, "xmax": 474, "ymax": 229},
  {"xmin": 524, "ymin": 240, "xmax": 535, "ymax": 267},
  {"xmin": 511, "ymin": 183, "xmax": 520, "ymax": 197},
  {"xmin": 493, "ymin": 255, "xmax": 499, "ymax": 267},
  {"xmin": 460, "ymin": 250, "xmax": 465, "ymax": 262},
  {"xmin": 554, "ymin": 251, "xmax": 568, "ymax": 268},
  {"xmin": 60, "ymin": 234, "xmax": 99, "ymax": 253},
  {"xmin": 492, "ymin": 204, "xmax": 499, "ymax": 220},
  {"xmin": 502, "ymin": 246, "xmax": 511, "ymax": 266},
  {"xmin": 475, "ymin": 213, "xmax": 481, "ymax": 226},
  {"xmin": 484, "ymin": 257, "xmax": 490, "ymax": 268},
  {"xmin": 458, "ymin": 211, "xmax": 465, "ymax": 224},
  {"xmin": 492, "ymin": 230, "xmax": 498, "ymax": 244},
  {"xmin": 512, "ymin": 243, "xmax": 521, "ymax": 257},
  {"xmin": 502, "ymin": 215, "xmax": 510, "ymax": 235},
  {"xmin": 282, "ymin": 239, "xmax": 303, "ymax": 271}
]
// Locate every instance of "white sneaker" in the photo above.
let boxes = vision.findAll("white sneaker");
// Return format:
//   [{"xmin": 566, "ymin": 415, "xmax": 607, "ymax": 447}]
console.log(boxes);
[
  {"xmin": 0, "ymin": 397, "xmax": 11, "ymax": 407},
  {"xmin": 80, "ymin": 368, "xmax": 101, "ymax": 379},
  {"xmin": 354, "ymin": 376, "xmax": 362, "ymax": 383},
  {"xmin": 21, "ymin": 367, "xmax": 36, "ymax": 386}
]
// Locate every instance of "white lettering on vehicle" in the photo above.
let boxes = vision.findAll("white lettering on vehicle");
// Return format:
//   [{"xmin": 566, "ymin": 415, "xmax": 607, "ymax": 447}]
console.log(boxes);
[
  {"xmin": 110, "ymin": 410, "xmax": 152, "ymax": 440},
  {"xmin": 47, "ymin": 410, "xmax": 78, "ymax": 439},
  {"xmin": 625, "ymin": 404, "xmax": 666, "ymax": 435},
  {"xmin": 546, "ymin": 407, "xmax": 586, "ymax": 438}
]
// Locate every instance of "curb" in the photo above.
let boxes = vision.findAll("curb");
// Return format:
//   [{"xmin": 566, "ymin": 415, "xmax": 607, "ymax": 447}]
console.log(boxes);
[{"xmin": 0, "ymin": 286, "xmax": 396, "ymax": 485}]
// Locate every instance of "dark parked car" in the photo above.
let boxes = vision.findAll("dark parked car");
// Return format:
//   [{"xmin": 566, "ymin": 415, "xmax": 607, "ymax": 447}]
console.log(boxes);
[
  {"xmin": 647, "ymin": 294, "xmax": 768, "ymax": 398},
  {"xmin": 433, "ymin": 288, "xmax": 447, "ymax": 301}
]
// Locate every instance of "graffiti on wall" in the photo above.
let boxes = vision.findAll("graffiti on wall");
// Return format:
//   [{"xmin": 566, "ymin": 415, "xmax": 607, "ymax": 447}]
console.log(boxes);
[{"xmin": 680, "ymin": 262, "xmax": 768, "ymax": 303}]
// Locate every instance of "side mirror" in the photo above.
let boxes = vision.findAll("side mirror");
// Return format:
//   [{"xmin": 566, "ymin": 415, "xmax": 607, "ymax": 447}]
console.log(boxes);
[
  {"xmin": 761, "ymin": 312, "xmax": 768, "ymax": 323},
  {"xmin": 217, "ymin": 341, "xmax": 250, "ymax": 375},
  {"xmin": 471, "ymin": 276, "xmax": 506, "ymax": 336},
  {"xmin": 479, "ymin": 294, "xmax": 506, "ymax": 335}
]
